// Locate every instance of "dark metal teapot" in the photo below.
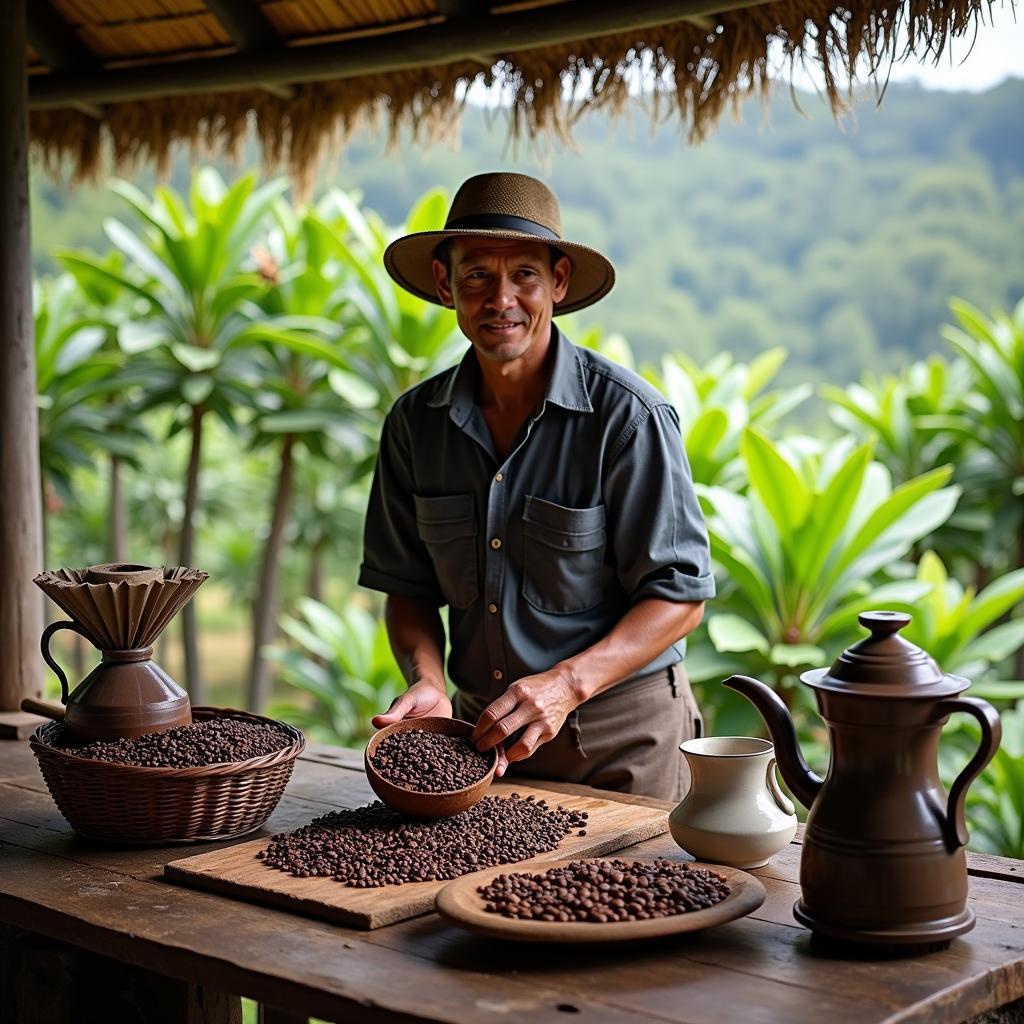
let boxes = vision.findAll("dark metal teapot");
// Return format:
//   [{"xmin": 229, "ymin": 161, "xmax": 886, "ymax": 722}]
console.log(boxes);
[{"xmin": 725, "ymin": 610, "xmax": 1001, "ymax": 946}]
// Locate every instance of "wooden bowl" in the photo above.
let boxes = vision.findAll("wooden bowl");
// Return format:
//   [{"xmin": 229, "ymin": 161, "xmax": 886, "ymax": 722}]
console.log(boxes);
[
  {"xmin": 435, "ymin": 857, "xmax": 766, "ymax": 943},
  {"xmin": 364, "ymin": 717, "xmax": 497, "ymax": 819}
]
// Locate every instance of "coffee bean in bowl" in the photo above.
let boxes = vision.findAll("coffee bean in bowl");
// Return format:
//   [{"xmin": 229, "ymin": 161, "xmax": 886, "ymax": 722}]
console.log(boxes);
[
  {"xmin": 364, "ymin": 717, "xmax": 497, "ymax": 818},
  {"xmin": 435, "ymin": 857, "xmax": 767, "ymax": 942},
  {"xmin": 479, "ymin": 858, "xmax": 731, "ymax": 922}
]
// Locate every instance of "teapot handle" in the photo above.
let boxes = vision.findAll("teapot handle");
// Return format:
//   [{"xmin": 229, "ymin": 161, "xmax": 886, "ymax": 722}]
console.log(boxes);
[
  {"xmin": 40, "ymin": 620, "xmax": 91, "ymax": 705},
  {"xmin": 938, "ymin": 697, "xmax": 1002, "ymax": 851}
]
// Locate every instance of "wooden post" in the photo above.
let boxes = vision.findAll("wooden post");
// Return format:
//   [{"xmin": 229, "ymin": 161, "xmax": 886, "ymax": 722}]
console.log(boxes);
[{"xmin": 0, "ymin": 0, "xmax": 44, "ymax": 717}]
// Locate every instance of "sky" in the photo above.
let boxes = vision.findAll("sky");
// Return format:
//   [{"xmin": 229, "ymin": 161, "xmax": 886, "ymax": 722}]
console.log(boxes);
[
  {"xmin": 796, "ymin": 3, "xmax": 1024, "ymax": 91},
  {"xmin": 466, "ymin": 4, "xmax": 1023, "ymax": 106}
]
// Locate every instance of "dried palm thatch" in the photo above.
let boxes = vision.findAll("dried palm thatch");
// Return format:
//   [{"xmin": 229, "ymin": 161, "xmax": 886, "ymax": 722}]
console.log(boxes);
[{"xmin": 28, "ymin": 0, "xmax": 1006, "ymax": 193}]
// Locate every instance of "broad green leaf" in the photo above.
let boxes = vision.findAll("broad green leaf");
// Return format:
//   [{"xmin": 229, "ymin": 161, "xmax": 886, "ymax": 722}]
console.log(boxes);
[
  {"xmin": 958, "ymin": 619, "xmax": 1024, "ymax": 667},
  {"xmin": 171, "ymin": 344, "xmax": 221, "ymax": 372},
  {"xmin": 794, "ymin": 441, "xmax": 872, "ymax": 586},
  {"xmin": 742, "ymin": 347, "xmax": 786, "ymax": 400},
  {"xmin": 404, "ymin": 188, "xmax": 449, "ymax": 234},
  {"xmin": 327, "ymin": 368, "xmax": 379, "ymax": 409},
  {"xmin": 120, "ymin": 321, "xmax": 167, "ymax": 353},
  {"xmin": 769, "ymin": 644, "xmax": 827, "ymax": 668},
  {"xmin": 708, "ymin": 614, "xmax": 770, "ymax": 654},
  {"xmin": 686, "ymin": 408, "xmax": 728, "ymax": 460},
  {"xmin": 958, "ymin": 570, "xmax": 1024, "ymax": 640},
  {"xmin": 181, "ymin": 376, "xmax": 214, "ymax": 405},
  {"xmin": 823, "ymin": 466, "xmax": 954, "ymax": 591},
  {"xmin": 742, "ymin": 427, "xmax": 810, "ymax": 536}
]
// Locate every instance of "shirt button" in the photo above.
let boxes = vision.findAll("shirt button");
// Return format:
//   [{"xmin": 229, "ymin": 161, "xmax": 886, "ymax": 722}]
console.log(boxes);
[
  {"xmin": 494, "ymin": 473, "xmax": 503, "ymax": 482},
  {"xmin": 493, "ymin": 669, "xmax": 503, "ymax": 680},
  {"xmin": 488, "ymin": 603, "xmax": 498, "ymax": 614},
  {"xmin": 490, "ymin": 537, "xmax": 502, "ymax": 550}
]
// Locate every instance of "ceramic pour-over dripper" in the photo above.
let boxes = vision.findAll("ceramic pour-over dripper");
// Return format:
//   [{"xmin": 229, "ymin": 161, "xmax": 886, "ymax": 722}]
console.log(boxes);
[{"xmin": 27, "ymin": 563, "xmax": 208, "ymax": 743}]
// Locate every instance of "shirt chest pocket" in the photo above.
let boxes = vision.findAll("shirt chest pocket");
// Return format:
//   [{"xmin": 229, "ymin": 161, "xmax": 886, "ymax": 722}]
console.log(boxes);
[
  {"xmin": 414, "ymin": 494, "xmax": 479, "ymax": 609},
  {"xmin": 522, "ymin": 496, "xmax": 608, "ymax": 615}
]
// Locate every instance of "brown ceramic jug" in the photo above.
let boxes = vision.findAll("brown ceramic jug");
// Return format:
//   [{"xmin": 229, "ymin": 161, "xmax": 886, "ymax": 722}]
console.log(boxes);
[
  {"xmin": 725, "ymin": 610, "xmax": 1002, "ymax": 946},
  {"xmin": 24, "ymin": 563, "xmax": 207, "ymax": 743}
]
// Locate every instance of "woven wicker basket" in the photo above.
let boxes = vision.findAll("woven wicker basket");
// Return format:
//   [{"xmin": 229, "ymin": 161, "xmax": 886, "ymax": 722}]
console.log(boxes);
[{"xmin": 29, "ymin": 707, "xmax": 305, "ymax": 844}]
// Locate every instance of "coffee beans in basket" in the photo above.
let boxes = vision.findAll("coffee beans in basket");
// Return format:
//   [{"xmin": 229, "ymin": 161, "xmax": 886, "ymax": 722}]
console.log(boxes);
[
  {"xmin": 258, "ymin": 793, "xmax": 589, "ymax": 886},
  {"xmin": 369, "ymin": 728, "xmax": 492, "ymax": 792},
  {"xmin": 478, "ymin": 858, "xmax": 731, "ymax": 922},
  {"xmin": 56, "ymin": 717, "xmax": 292, "ymax": 768}
]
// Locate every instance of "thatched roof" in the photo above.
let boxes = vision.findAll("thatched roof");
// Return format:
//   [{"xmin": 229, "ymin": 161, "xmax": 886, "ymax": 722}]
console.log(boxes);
[{"xmin": 28, "ymin": 0, "xmax": 1009, "ymax": 189}]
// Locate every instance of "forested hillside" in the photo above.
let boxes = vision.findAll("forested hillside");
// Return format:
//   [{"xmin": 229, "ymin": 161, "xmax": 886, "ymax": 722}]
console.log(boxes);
[{"xmin": 31, "ymin": 79, "xmax": 1024, "ymax": 381}]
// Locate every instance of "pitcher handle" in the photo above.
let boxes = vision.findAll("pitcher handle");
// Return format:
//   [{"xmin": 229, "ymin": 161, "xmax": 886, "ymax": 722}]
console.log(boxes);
[
  {"xmin": 40, "ymin": 620, "xmax": 91, "ymax": 705},
  {"xmin": 766, "ymin": 756, "xmax": 796, "ymax": 816},
  {"xmin": 938, "ymin": 696, "xmax": 1002, "ymax": 850}
]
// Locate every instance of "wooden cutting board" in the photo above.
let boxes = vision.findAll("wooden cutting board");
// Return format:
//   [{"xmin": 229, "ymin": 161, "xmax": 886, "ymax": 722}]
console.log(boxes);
[{"xmin": 164, "ymin": 781, "xmax": 669, "ymax": 929}]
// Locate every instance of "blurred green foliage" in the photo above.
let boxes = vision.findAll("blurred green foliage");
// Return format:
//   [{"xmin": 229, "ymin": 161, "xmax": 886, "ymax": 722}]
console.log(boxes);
[{"xmin": 31, "ymin": 82, "xmax": 1024, "ymax": 385}]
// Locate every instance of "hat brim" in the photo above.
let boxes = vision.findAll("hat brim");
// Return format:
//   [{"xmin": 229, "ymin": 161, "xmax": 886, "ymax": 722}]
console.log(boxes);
[{"xmin": 383, "ymin": 229, "xmax": 615, "ymax": 316}]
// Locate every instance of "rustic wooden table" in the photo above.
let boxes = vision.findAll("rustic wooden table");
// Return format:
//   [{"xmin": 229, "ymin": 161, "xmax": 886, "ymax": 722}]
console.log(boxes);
[{"xmin": 1, "ymin": 738, "xmax": 1022, "ymax": 1024}]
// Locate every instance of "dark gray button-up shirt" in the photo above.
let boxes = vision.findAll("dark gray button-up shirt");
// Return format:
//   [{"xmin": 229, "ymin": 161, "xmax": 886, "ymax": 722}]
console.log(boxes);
[{"xmin": 359, "ymin": 326, "xmax": 715, "ymax": 703}]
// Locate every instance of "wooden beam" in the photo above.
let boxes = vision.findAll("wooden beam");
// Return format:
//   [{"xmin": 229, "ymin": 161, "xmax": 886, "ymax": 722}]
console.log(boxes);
[
  {"xmin": 26, "ymin": 0, "xmax": 98, "ymax": 72},
  {"xmin": 29, "ymin": 0, "xmax": 774, "ymax": 109},
  {"xmin": 201, "ymin": 0, "xmax": 280, "ymax": 52},
  {"xmin": 435, "ymin": 0, "xmax": 486, "ymax": 18},
  {"xmin": 1, "ymin": 0, "xmax": 44, "ymax": 714}
]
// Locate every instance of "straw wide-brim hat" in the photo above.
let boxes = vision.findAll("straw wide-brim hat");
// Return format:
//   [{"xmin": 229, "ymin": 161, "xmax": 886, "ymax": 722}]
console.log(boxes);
[{"xmin": 383, "ymin": 172, "xmax": 615, "ymax": 315}]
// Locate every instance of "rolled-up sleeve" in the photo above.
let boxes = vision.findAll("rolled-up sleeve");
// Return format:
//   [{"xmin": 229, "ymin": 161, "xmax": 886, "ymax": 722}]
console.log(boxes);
[
  {"xmin": 604, "ymin": 403, "xmax": 716, "ymax": 603},
  {"xmin": 358, "ymin": 409, "xmax": 444, "ymax": 603}
]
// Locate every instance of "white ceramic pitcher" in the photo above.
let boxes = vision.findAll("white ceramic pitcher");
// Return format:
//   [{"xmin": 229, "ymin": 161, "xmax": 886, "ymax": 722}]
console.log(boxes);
[{"xmin": 669, "ymin": 736, "xmax": 798, "ymax": 868}]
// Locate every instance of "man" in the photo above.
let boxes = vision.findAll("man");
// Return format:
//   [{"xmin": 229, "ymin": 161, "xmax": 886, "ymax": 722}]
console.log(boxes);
[{"xmin": 358, "ymin": 171, "xmax": 715, "ymax": 800}]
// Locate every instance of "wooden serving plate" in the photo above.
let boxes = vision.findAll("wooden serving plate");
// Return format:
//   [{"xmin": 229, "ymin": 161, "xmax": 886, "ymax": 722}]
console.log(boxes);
[{"xmin": 435, "ymin": 857, "xmax": 766, "ymax": 943}]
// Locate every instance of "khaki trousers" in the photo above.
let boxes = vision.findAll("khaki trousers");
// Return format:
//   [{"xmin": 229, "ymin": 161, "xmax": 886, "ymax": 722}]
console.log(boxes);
[{"xmin": 454, "ymin": 664, "xmax": 702, "ymax": 802}]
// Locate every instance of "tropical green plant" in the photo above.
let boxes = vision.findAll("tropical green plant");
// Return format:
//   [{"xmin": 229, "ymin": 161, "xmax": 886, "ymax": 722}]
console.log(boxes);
[
  {"xmin": 34, "ymin": 273, "xmax": 146, "ymax": 562},
  {"xmin": 60, "ymin": 168, "xmax": 302, "ymax": 701},
  {"xmin": 691, "ymin": 429, "xmax": 958, "ymax": 735},
  {"xmin": 941, "ymin": 701, "xmax": 1024, "ymax": 859},
  {"xmin": 241, "ymin": 197, "xmax": 374, "ymax": 712},
  {"xmin": 821, "ymin": 356, "xmax": 994, "ymax": 577},
  {"xmin": 311, "ymin": 187, "xmax": 464, "ymax": 416},
  {"xmin": 940, "ymin": 300, "xmax": 1024, "ymax": 677},
  {"xmin": 266, "ymin": 599, "xmax": 405, "ymax": 744},
  {"xmin": 645, "ymin": 349, "xmax": 811, "ymax": 488},
  {"xmin": 572, "ymin": 322, "xmax": 637, "ymax": 370},
  {"xmin": 898, "ymin": 552, "xmax": 1024, "ymax": 702}
]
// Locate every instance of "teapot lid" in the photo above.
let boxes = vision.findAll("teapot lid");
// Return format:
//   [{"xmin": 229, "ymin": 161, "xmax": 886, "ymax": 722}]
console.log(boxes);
[{"xmin": 803, "ymin": 611, "xmax": 967, "ymax": 698}]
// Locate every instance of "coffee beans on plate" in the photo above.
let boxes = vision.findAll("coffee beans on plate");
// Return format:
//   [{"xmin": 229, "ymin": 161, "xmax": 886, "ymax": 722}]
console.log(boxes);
[
  {"xmin": 478, "ymin": 858, "xmax": 731, "ymax": 922},
  {"xmin": 369, "ymin": 729, "xmax": 492, "ymax": 792},
  {"xmin": 56, "ymin": 717, "xmax": 292, "ymax": 768},
  {"xmin": 258, "ymin": 793, "xmax": 589, "ymax": 886}
]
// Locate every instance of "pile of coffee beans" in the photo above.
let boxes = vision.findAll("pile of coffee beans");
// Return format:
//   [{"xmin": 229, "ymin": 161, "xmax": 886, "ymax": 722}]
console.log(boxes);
[
  {"xmin": 258, "ymin": 793, "xmax": 589, "ymax": 886},
  {"xmin": 58, "ymin": 717, "xmax": 293, "ymax": 768},
  {"xmin": 478, "ymin": 858, "xmax": 731, "ymax": 922},
  {"xmin": 369, "ymin": 729, "xmax": 492, "ymax": 792}
]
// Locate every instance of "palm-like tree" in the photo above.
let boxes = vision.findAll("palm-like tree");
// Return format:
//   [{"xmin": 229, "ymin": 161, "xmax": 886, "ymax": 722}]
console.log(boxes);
[
  {"xmin": 61, "ymin": 169, "xmax": 290, "ymax": 702},
  {"xmin": 34, "ymin": 273, "xmax": 146, "ymax": 564}
]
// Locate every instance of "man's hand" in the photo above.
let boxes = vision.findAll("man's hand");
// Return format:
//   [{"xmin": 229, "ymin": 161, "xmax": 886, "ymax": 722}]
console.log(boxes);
[
  {"xmin": 372, "ymin": 680, "xmax": 452, "ymax": 728},
  {"xmin": 472, "ymin": 666, "xmax": 582, "ymax": 774}
]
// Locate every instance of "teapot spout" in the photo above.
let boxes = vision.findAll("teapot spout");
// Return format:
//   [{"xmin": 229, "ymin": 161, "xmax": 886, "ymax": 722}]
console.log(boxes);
[{"xmin": 723, "ymin": 675, "xmax": 823, "ymax": 810}]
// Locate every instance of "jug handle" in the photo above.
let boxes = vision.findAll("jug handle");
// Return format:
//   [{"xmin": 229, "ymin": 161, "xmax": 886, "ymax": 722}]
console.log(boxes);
[
  {"xmin": 40, "ymin": 620, "xmax": 91, "ymax": 705},
  {"xmin": 938, "ymin": 696, "xmax": 1002, "ymax": 850},
  {"xmin": 766, "ymin": 757, "xmax": 796, "ymax": 816}
]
